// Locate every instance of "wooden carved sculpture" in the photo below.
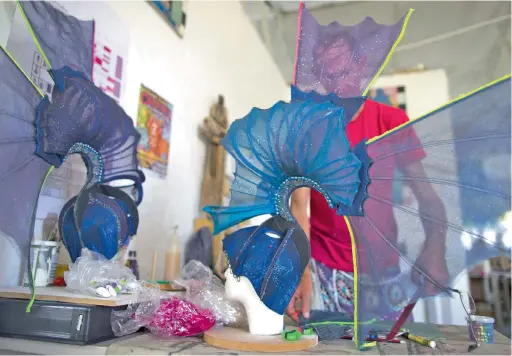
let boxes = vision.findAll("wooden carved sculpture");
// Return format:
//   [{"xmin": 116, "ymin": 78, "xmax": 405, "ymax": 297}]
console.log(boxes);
[{"xmin": 198, "ymin": 95, "xmax": 228, "ymax": 211}]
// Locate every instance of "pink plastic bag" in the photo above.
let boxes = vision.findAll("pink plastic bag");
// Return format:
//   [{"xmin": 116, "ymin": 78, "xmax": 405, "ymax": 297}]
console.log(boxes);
[{"xmin": 148, "ymin": 297, "xmax": 216, "ymax": 337}]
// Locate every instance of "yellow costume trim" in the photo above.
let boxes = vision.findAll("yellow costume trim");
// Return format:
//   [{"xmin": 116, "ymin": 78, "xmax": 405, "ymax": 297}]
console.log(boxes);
[{"xmin": 362, "ymin": 9, "xmax": 414, "ymax": 96}]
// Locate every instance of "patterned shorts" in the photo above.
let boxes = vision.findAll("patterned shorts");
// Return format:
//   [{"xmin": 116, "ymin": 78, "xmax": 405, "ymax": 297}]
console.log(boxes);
[{"xmin": 311, "ymin": 259, "xmax": 407, "ymax": 322}]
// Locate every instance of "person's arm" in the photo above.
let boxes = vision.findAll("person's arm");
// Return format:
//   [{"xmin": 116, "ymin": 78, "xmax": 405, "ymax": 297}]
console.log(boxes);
[
  {"xmin": 388, "ymin": 107, "xmax": 449, "ymax": 291},
  {"xmin": 287, "ymin": 187, "xmax": 312, "ymax": 320},
  {"xmin": 290, "ymin": 187, "xmax": 311, "ymax": 239},
  {"xmin": 401, "ymin": 162, "xmax": 447, "ymax": 246}
]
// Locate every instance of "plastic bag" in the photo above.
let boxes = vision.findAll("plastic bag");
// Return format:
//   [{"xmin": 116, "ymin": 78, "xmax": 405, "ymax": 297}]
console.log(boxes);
[
  {"xmin": 176, "ymin": 260, "xmax": 247, "ymax": 327},
  {"xmin": 111, "ymin": 259, "xmax": 245, "ymax": 337},
  {"xmin": 111, "ymin": 280, "xmax": 162, "ymax": 337},
  {"xmin": 65, "ymin": 248, "xmax": 137, "ymax": 297},
  {"xmin": 111, "ymin": 283, "xmax": 216, "ymax": 337},
  {"xmin": 148, "ymin": 297, "xmax": 216, "ymax": 337}
]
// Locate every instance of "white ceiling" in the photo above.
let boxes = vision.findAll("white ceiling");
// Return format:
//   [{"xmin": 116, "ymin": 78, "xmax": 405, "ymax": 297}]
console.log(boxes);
[{"xmin": 269, "ymin": 1, "xmax": 344, "ymax": 13}]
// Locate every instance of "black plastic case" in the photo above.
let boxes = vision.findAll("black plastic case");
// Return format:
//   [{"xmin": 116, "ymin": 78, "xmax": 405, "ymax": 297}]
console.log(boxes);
[{"xmin": 0, "ymin": 298, "xmax": 119, "ymax": 345}]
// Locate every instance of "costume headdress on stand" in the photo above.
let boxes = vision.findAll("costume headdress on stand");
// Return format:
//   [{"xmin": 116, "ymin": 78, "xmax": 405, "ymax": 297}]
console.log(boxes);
[
  {"xmin": 206, "ymin": 3, "xmax": 511, "ymax": 350},
  {"xmin": 223, "ymin": 216, "xmax": 310, "ymax": 315},
  {"xmin": 0, "ymin": 0, "xmax": 145, "ymax": 301}
]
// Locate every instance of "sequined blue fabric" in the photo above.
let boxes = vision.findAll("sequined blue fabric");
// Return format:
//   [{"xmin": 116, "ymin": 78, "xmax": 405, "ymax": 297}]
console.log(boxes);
[
  {"xmin": 59, "ymin": 194, "xmax": 124, "ymax": 262},
  {"xmin": 67, "ymin": 143, "xmax": 104, "ymax": 189},
  {"xmin": 223, "ymin": 216, "xmax": 310, "ymax": 315},
  {"xmin": 204, "ymin": 95, "xmax": 368, "ymax": 235},
  {"xmin": 35, "ymin": 66, "xmax": 145, "ymax": 204},
  {"xmin": 59, "ymin": 185, "xmax": 136, "ymax": 262}
]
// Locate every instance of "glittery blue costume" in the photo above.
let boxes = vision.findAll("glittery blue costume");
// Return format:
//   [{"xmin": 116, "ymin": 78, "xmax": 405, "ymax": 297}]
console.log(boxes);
[
  {"xmin": 205, "ymin": 3, "xmax": 511, "ymax": 349},
  {"xmin": 205, "ymin": 97, "xmax": 370, "ymax": 315}
]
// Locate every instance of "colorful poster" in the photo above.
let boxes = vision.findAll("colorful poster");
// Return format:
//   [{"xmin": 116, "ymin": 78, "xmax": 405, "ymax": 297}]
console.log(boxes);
[{"xmin": 136, "ymin": 85, "xmax": 173, "ymax": 179}]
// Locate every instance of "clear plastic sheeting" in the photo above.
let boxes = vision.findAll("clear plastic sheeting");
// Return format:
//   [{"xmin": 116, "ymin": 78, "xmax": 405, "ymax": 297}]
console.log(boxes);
[
  {"xmin": 65, "ymin": 248, "xmax": 138, "ymax": 297},
  {"xmin": 110, "ymin": 280, "xmax": 162, "ymax": 337},
  {"xmin": 176, "ymin": 260, "xmax": 247, "ymax": 327},
  {"xmin": 112, "ymin": 260, "xmax": 247, "ymax": 337}
]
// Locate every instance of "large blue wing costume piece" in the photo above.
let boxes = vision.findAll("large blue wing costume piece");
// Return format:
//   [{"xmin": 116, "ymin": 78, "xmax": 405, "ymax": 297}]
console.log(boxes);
[
  {"xmin": 204, "ymin": 98, "xmax": 367, "ymax": 235},
  {"xmin": 0, "ymin": 1, "xmax": 144, "ymax": 281},
  {"xmin": 348, "ymin": 75, "xmax": 511, "ymax": 349}
]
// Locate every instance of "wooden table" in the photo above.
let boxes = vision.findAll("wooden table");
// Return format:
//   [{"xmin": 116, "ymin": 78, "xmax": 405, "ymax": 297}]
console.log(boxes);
[{"xmin": 104, "ymin": 325, "xmax": 511, "ymax": 355}]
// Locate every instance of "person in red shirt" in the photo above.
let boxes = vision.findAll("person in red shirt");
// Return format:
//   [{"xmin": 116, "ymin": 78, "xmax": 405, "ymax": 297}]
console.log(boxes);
[{"xmin": 287, "ymin": 33, "xmax": 448, "ymax": 321}]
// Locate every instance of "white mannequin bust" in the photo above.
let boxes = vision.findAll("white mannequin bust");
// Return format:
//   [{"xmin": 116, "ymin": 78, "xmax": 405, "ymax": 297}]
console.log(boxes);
[{"xmin": 224, "ymin": 267, "xmax": 283, "ymax": 335}]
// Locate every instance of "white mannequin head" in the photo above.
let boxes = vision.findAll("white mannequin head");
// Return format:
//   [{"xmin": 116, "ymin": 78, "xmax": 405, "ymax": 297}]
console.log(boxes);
[{"xmin": 225, "ymin": 267, "xmax": 283, "ymax": 335}]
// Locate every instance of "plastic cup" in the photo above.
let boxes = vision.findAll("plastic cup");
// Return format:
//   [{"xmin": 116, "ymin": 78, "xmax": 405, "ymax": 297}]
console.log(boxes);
[
  {"xmin": 466, "ymin": 315, "xmax": 495, "ymax": 344},
  {"xmin": 23, "ymin": 241, "xmax": 60, "ymax": 287}
]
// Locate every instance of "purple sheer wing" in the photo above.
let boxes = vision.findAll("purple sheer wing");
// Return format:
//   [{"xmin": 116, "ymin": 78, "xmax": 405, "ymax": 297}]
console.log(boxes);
[
  {"xmin": 294, "ymin": 4, "xmax": 411, "ymax": 97},
  {"xmin": 18, "ymin": 1, "xmax": 94, "ymax": 80},
  {"xmin": 0, "ymin": 47, "xmax": 51, "ymax": 253},
  {"xmin": 349, "ymin": 76, "xmax": 511, "ymax": 349}
]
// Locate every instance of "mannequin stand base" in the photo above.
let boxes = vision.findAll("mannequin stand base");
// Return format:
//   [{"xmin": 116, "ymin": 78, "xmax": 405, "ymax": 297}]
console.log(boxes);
[{"xmin": 203, "ymin": 326, "xmax": 318, "ymax": 353}]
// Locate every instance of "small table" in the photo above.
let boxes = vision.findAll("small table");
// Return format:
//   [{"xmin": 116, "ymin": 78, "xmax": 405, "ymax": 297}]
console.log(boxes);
[
  {"xmin": 1, "ymin": 325, "xmax": 510, "ymax": 355},
  {"xmin": 105, "ymin": 325, "xmax": 511, "ymax": 355}
]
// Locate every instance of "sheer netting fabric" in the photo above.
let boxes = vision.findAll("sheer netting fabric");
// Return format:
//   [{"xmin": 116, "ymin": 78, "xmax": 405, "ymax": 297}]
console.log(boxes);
[
  {"xmin": 35, "ymin": 67, "xmax": 145, "ymax": 202},
  {"xmin": 0, "ymin": 47, "xmax": 51, "ymax": 253},
  {"xmin": 17, "ymin": 1, "xmax": 145, "ymax": 201},
  {"xmin": 18, "ymin": 1, "xmax": 94, "ymax": 79},
  {"xmin": 294, "ymin": 4, "xmax": 411, "ymax": 98},
  {"xmin": 349, "ymin": 76, "xmax": 511, "ymax": 348},
  {"xmin": 204, "ymin": 99, "xmax": 368, "ymax": 235}
]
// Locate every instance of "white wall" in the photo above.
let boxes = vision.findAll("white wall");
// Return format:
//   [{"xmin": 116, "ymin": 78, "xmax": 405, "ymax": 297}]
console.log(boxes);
[
  {"xmin": 0, "ymin": 2, "xmax": 15, "ymax": 47},
  {"xmin": 103, "ymin": 1, "xmax": 288, "ymax": 280}
]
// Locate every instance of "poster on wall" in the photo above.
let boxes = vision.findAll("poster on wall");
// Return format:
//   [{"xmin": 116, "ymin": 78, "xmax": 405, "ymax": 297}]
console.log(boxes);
[
  {"xmin": 149, "ymin": 1, "xmax": 187, "ymax": 38},
  {"xmin": 136, "ymin": 85, "xmax": 173, "ymax": 179},
  {"xmin": 4, "ymin": 1, "xmax": 129, "ymax": 104},
  {"xmin": 92, "ymin": 29, "xmax": 127, "ymax": 104},
  {"xmin": 54, "ymin": 1, "xmax": 130, "ymax": 104}
]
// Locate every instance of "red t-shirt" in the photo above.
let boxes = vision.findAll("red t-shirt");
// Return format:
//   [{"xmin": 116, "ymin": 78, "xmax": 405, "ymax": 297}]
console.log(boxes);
[{"xmin": 310, "ymin": 99, "xmax": 425, "ymax": 272}]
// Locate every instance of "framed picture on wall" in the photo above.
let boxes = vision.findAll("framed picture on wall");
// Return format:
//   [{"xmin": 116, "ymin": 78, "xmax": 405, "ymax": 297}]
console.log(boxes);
[
  {"xmin": 149, "ymin": 1, "xmax": 187, "ymax": 38},
  {"xmin": 136, "ymin": 84, "xmax": 173, "ymax": 179}
]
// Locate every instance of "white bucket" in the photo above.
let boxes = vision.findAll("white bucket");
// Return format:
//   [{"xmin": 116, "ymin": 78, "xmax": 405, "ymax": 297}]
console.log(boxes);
[{"xmin": 23, "ymin": 241, "xmax": 60, "ymax": 287}]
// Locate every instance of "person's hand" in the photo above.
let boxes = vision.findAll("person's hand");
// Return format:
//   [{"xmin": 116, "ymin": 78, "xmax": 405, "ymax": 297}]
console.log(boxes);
[
  {"xmin": 411, "ymin": 239, "xmax": 449, "ymax": 296},
  {"xmin": 286, "ymin": 268, "xmax": 312, "ymax": 323}
]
